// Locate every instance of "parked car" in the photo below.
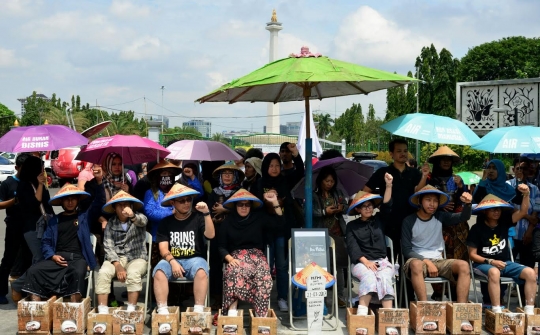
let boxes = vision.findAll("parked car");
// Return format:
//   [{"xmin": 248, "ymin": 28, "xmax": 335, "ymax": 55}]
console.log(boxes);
[
  {"xmin": 0, "ymin": 156, "xmax": 16, "ymax": 183},
  {"xmin": 359, "ymin": 159, "xmax": 388, "ymax": 173},
  {"xmin": 0, "ymin": 152, "xmax": 16, "ymax": 164}
]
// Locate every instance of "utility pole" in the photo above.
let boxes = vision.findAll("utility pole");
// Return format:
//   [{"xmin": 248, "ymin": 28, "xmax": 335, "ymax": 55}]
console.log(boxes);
[
  {"xmin": 416, "ymin": 66, "xmax": 420, "ymax": 161},
  {"xmin": 161, "ymin": 86, "xmax": 165, "ymax": 133}
]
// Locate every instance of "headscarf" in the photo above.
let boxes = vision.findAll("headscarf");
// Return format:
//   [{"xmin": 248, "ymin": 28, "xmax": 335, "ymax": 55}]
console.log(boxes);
[
  {"xmin": 431, "ymin": 157, "xmax": 453, "ymax": 178},
  {"xmin": 213, "ymin": 169, "xmax": 241, "ymax": 198},
  {"xmin": 478, "ymin": 159, "xmax": 515, "ymax": 202},
  {"xmin": 104, "ymin": 152, "xmax": 130, "ymax": 182},
  {"xmin": 429, "ymin": 157, "xmax": 457, "ymax": 193},
  {"xmin": 179, "ymin": 160, "xmax": 203, "ymax": 186}
]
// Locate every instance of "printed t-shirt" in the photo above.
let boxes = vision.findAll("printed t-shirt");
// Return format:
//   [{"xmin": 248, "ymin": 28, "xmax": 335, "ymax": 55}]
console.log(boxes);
[
  {"xmin": 467, "ymin": 217, "xmax": 512, "ymax": 261},
  {"xmin": 156, "ymin": 213, "xmax": 206, "ymax": 259}
]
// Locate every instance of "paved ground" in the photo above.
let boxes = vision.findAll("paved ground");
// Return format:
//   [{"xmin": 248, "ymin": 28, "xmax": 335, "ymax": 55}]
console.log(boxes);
[{"xmin": 0, "ymin": 187, "xmax": 524, "ymax": 334}]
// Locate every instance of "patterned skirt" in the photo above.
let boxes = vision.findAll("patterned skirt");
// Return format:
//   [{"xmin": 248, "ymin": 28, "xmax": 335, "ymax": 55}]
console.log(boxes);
[
  {"xmin": 222, "ymin": 248, "xmax": 272, "ymax": 317},
  {"xmin": 351, "ymin": 257, "xmax": 395, "ymax": 302}
]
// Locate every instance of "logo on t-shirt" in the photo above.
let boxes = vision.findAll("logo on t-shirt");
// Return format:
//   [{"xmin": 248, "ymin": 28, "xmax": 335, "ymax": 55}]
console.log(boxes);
[
  {"xmin": 170, "ymin": 231, "xmax": 196, "ymax": 257},
  {"xmin": 482, "ymin": 234, "xmax": 506, "ymax": 256}
]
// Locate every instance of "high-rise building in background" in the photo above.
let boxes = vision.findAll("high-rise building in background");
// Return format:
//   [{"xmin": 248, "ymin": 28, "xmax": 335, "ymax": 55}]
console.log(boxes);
[
  {"xmin": 183, "ymin": 119, "xmax": 211, "ymax": 138},
  {"xmin": 17, "ymin": 94, "xmax": 50, "ymax": 115}
]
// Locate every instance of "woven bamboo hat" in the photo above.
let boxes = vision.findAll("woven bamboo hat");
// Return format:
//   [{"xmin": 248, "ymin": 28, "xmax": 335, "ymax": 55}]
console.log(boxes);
[
  {"xmin": 102, "ymin": 190, "xmax": 144, "ymax": 214},
  {"xmin": 49, "ymin": 184, "xmax": 90, "ymax": 206},
  {"xmin": 409, "ymin": 185, "xmax": 450, "ymax": 208},
  {"xmin": 428, "ymin": 146, "xmax": 461, "ymax": 164}
]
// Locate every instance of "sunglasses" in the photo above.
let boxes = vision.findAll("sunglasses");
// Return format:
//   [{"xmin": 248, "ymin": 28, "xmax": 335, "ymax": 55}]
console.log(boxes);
[
  {"xmin": 173, "ymin": 197, "xmax": 193, "ymax": 204},
  {"xmin": 236, "ymin": 202, "xmax": 251, "ymax": 208}
]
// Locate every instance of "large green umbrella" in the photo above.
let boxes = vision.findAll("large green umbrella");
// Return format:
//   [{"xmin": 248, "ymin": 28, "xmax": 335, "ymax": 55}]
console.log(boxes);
[{"xmin": 196, "ymin": 47, "xmax": 417, "ymax": 227}]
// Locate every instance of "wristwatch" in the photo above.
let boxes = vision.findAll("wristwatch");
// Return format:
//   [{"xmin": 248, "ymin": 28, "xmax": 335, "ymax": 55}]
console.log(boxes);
[{"xmin": 484, "ymin": 258, "xmax": 490, "ymax": 264}]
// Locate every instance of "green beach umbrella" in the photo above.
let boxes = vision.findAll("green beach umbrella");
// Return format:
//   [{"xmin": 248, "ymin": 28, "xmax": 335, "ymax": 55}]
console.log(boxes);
[
  {"xmin": 456, "ymin": 171, "xmax": 481, "ymax": 185},
  {"xmin": 196, "ymin": 47, "xmax": 417, "ymax": 227}
]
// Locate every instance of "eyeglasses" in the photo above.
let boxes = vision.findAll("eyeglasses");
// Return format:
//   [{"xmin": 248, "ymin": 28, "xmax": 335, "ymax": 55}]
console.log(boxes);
[
  {"xmin": 221, "ymin": 172, "xmax": 234, "ymax": 176},
  {"xmin": 236, "ymin": 202, "xmax": 251, "ymax": 208},
  {"xmin": 173, "ymin": 197, "xmax": 193, "ymax": 204},
  {"xmin": 360, "ymin": 204, "xmax": 374, "ymax": 210}
]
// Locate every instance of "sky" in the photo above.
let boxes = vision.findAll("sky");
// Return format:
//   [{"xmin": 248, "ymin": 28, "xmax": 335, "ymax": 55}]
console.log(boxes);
[{"xmin": 1, "ymin": 0, "xmax": 540, "ymax": 135}]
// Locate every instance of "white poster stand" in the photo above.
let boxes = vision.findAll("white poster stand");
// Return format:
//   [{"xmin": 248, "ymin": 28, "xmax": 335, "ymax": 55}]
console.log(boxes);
[{"xmin": 306, "ymin": 271, "xmax": 327, "ymax": 334}]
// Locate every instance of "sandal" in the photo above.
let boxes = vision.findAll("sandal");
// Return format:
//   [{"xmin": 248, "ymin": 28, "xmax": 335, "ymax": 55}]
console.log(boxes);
[
  {"xmin": 61, "ymin": 320, "xmax": 77, "ymax": 333},
  {"xmin": 25, "ymin": 321, "xmax": 41, "ymax": 331},
  {"xmin": 158, "ymin": 323, "xmax": 171, "ymax": 334},
  {"xmin": 93, "ymin": 323, "xmax": 107, "ymax": 333}
]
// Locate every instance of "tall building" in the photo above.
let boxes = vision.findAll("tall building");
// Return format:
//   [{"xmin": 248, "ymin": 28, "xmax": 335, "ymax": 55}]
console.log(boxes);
[
  {"xmin": 17, "ymin": 94, "xmax": 50, "ymax": 115},
  {"xmin": 183, "ymin": 119, "xmax": 211, "ymax": 138},
  {"xmin": 265, "ymin": 9, "xmax": 282, "ymax": 134}
]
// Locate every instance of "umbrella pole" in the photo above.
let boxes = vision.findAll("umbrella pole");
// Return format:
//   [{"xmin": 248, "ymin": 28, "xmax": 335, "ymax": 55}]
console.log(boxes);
[{"xmin": 304, "ymin": 87, "xmax": 313, "ymax": 228}]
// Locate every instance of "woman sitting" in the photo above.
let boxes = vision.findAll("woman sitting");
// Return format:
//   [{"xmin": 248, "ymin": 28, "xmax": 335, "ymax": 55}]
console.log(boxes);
[
  {"xmin": 346, "ymin": 173, "xmax": 395, "ymax": 335},
  {"xmin": 218, "ymin": 189, "xmax": 283, "ymax": 319},
  {"xmin": 178, "ymin": 160, "xmax": 204, "ymax": 200},
  {"xmin": 22, "ymin": 180, "xmax": 104, "ymax": 333},
  {"xmin": 242, "ymin": 157, "xmax": 262, "ymax": 192}
]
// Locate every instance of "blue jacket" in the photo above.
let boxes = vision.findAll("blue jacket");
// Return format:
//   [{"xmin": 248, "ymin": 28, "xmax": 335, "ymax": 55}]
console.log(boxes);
[
  {"xmin": 143, "ymin": 189, "xmax": 172, "ymax": 241},
  {"xmin": 41, "ymin": 184, "xmax": 105, "ymax": 270}
]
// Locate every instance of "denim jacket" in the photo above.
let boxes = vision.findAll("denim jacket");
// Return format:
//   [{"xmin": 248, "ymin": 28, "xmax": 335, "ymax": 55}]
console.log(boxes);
[{"xmin": 41, "ymin": 184, "xmax": 105, "ymax": 270}]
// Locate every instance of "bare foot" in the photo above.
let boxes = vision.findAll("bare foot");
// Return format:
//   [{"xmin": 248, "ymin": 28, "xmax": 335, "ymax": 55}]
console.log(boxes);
[
  {"xmin": 533, "ymin": 326, "xmax": 540, "ymax": 331},
  {"xmin": 423, "ymin": 322, "xmax": 437, "ymax": 331},
  {"xmin": 355, "ymin": 327, "xmax": 368, "ymax": 335},
  {"xmin": 120, "ymin": 324, "xmax": 135, "ymax": 333},
  {"xmin": 386, "ymin": 326, "xmax": 399, "ymax": 335},
  {"xmin": 188, "ymin": 326, "xmax": 202, "ymax": 334},
  {"xmin": 461, "ymin": 321, "xmax": 473, "ymax": 332},
  {"xmin": 502, "ymin": 325, "xmax": 511, "ymax": 333},
  {"xmin": 25, "ymin": 321, "xmax": 41, "ymax": 331},
  {"xmin": 159, "ymin": 323, "xmax": 171, "ymax": 334},
  {"xmin": 93, "ymin": 323, "xmax": 106, "ymax": 333}
]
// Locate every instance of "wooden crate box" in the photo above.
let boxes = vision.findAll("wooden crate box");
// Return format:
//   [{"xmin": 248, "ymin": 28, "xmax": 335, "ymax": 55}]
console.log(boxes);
[
  {"xmin": 346, "ymin": 308, "xmax": 375, "ymax": 335},
  {"xmin": 18, "ymin": 296, "xmax": 57, "ymax": 334},
  {"xmin": 516, "ymin": 307, "xmax": 539, "ymax": 335},
  {"xmin": 111, "ymin": 306, "xmax": 145, "ymax": 335},
  {"xmin": 485, "ymin": 309, "xmax": 525, "ymax": 335},
  {"xmin": 410, "ymin": 301, "xmax": 446, "ymax": 335},
  {"xmin": 87, "ymin": 307, "xmax": 119, "ymax": 335},
  {"xmin": 180, "ymin": 307, "xmax": 212, "ymax": 335},
  {"xmin": 217, "ymin": 309, "xmax": 244, "ymax": 335},
  {"xmin": 378, "ymin": 308, "xmax": 409, "ymax": 335},
  {"xmin": 249, "ymin": 309, "xmax": 277, "ymax": 335},
  {"xmin": 52, "ymin": 296, "xmax": 91, "ymax": 335},
  {"xmin": 446, "ymin": 302, "xmax": 482, "ymax": 335},
  {"xmin": 151, "ymin": 306, "xmax": 180, "ymax": 335}
]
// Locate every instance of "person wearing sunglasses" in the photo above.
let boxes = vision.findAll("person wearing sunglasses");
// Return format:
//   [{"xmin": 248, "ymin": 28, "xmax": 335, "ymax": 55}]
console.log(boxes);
[
  {"xmin": 346, "ymin": 173, "xmax": 395, "ymax": 335},
  {"xmin": 152, "ymin": 184, "xmax": 214, "ymax": 334},
  {"xmin": 215, "ymin": 189, "xmax": 282, "ymax": 323}
]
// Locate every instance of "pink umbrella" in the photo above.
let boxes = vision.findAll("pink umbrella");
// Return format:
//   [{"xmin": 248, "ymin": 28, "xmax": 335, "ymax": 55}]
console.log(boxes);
[
  {"xmin": 166, "ymin": 140, "xmax": 242, "ymax": 161},
  {"xmin": 75, "ymin": 135, "xmax": 170, "ymax": 164},
  {"xmin": 0, "ymin": 125, "xmax": 88, "ymax": 153}
]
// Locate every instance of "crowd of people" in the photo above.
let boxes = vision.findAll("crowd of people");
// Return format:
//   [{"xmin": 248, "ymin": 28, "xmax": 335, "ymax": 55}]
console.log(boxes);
[{"xmin": 1, "ymin": 138, "xmax": 540, "ymax": 333}]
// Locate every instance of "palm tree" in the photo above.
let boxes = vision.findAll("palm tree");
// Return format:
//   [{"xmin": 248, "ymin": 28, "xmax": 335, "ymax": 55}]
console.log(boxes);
[{"xmin": 314, "ymin": 113, "xmax": 333, "ymax": 139}]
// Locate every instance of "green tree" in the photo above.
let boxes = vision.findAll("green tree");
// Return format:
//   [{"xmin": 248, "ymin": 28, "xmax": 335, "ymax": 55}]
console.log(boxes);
[
  {"xmin": 333, "ymin": 103, "xmax": 363, "ymax": 144},
  {"xmin": 459, "ymin": 36, "xmax": 540, "ymax": 81},
  {"xmin": 20, "ymin": 91, "xmax": 52, "ymax": 126},
  {"xmin": 313, "ymin": 113, "xmax": 333, "ymax": 139},
  {"xmin": 0, "ymin": 102, "xmax": 16, "ymax": 136}
]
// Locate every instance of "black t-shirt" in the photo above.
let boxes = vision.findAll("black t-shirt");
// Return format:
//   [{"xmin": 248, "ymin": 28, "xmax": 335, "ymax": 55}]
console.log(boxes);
[
  {"xmin": 467, "ymin": 217, "xmax": 512, "ymax": 261},
  {"xmin": 56, "ymin": 213, "xmax": 82, "ymax": 254},
  {"xmin": 156, "ymin": 213, "xmax": 206, "ymax": 259},
  {"xmin": 0, "ymin": 176, "xmax": 23, "ymax": 224},
  {"xmin": 365, "ymin": 164, "xmax": 421, "ymax": 233}
]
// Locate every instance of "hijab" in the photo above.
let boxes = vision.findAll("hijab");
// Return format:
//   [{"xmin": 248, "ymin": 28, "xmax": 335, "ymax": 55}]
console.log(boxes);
[
  {"xmin": 213, "ymin": 169, "xmax": 241, "ymax": 198},
  {"xmin": 479, "ymin": 159, "xmax": 515, "ymax": 202},
  {"xmin": 179, "ymin": 160, "xmax": 203, "ymax": 185},
  {"xmin": 104, "ymin": 152, "xmax": 131, "ymax": 183}
]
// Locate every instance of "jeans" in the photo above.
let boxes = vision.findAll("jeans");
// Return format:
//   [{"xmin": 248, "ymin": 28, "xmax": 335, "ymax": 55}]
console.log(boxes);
[
  {"xmin": 153, "ymin": 257, "xmax": 209, "ymax": 281},
  {"xmin": 23, "ymin": 231, "xmax": 44, "ymax": 265},
  {"xmin": 274, "ymin": 237, "xmax": 288, "ymax": 300}
]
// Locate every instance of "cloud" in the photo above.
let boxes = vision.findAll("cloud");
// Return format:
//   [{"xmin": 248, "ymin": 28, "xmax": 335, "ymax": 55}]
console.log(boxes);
[
  {"xmin": 0, "ymin": 48, "xmax": 29, "ymax": 68},
  {"xmin": 110, "ymin": 0, "xmax": 151, "ymax": 19},
  {"xmin": 119, "ymin": 36, "xmax": 170, "ymax": 61},
  {"xmin": 205, "ymin": 72, "xmax": 229, "ymax": 90},
  {"xmin": 334, "ymin": 6, "xmax": 442, "ymax": 69}
]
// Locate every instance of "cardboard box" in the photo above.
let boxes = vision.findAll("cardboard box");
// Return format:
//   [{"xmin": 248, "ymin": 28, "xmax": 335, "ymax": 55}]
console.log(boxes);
[
  {"xmin": 410, "ymin": 301, "xmax": 446, "ymax": 335},
  {"xmin": 111, "ymin": 306, "xmax": 145, "ymax": 335},
  {"xmin": 87, "ymin": 307, "xmax": 119, "ymax": 335},
  {"xmin": 249, "ymin": 309, "xmax": 277, "ymax": 335},
  {"xmin": 18, "ymin": 296, "xmax": 57, "ymax": 334},
  {"xmin": 180, "ymin": 307, "xmax": 212, "ymax": 335},
  {"xmin": 217, "ymin": 309, "xmax": 243, "ymax": 335},
  {"xmin": 151, "ymin": 306, "xmax": 179, "ymax": 335},
  {"xmin": 378, "ymin": 308, "xmax": 409, "ymax": 335},
  {"xmin": 516, "ymin": 307, "xmax": 539, "ymax": 335},
  {"xmin": 346, "ymin": 308, "xmax": 375, "ymax": 335},
  {"xmin": 52, "ymin": 296, "xmax": 91, "ymax": 335},
  {"xmin": 485, "ymin": 308, "xmax": 524, "ymax": 335},
  {"xmin": 445, "ymin": 302, "xmax": 482, "ymax": 334}
]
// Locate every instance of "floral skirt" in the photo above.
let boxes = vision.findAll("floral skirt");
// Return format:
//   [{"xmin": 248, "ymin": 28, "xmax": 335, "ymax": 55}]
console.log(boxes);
[
  {"xmin": 351, "ymin": 257, "xmax": 395, "ymax": 302},
  {"xmin": 222, "ymin": 248, "xmax": 272, "ymax": 317}
]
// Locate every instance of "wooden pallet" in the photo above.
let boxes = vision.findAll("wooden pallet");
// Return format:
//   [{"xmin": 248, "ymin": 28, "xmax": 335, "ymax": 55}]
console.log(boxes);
[
  {"xmin": 249, "ymin": 309, "xmax": 277, "ymax": 335},
  {"xmin": 87, "ymin": 307, "xmax": 119, "ymax": 335},
  {"xmin": 485, "ymin": 309, "xmax": 525, "ymax": 335},
  {"xmin": 346, "ymin": 308, "xmax": 375, "ymax": 335},
  {"xmin": 111, "ymin": 306, "xmax": 145, "ymax": 335},
  {"xmin": 446, "ymin": 302, "xmax": 482, "ymax": 335},
  {"xmin": 52, "ymin": 297, "xmax": 91, "ymax": 335},
  {"xmin": 180, "ymin": 307, "xmax": 212, "ymax": 335},
  {"xmin": 18, "ymin": 296, "xmax": 57, "ymax": 334},
  {"xmin": 151, "ymin": 306, "xmax": 180, "ymax": 335},
  {"xmin": 378, "ymin": 308, "xmax": 409, "ymax": 335}
]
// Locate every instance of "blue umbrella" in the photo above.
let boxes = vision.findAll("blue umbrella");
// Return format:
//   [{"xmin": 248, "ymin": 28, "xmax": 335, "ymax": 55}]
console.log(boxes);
[
  {"xmin": 521, "ymin": 153, "xmax": 540, "ymax": 160},
  {"xmin": 381, "ymin": 113, "xmax": 481, "ymax": 145},
  {"xmin": 472, "ymin": 126, "xmax": 540, "ymax": 153}
]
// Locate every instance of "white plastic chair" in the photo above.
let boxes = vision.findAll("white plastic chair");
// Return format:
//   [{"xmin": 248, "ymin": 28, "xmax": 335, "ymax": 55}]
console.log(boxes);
[{"xmin": 347, "ymin": 235, "xmax": 398, "ymax": 307}]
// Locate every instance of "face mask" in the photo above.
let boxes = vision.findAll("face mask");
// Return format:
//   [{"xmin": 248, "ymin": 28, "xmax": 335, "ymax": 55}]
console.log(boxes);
[{"xmin": 159, "ymin": 176, "xmax": 173, "ymax": 192}]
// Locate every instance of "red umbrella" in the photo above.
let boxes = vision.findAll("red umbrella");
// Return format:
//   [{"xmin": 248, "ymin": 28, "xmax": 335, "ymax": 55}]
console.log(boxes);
[{"xmin": 75, "ymin": 135, "xmax": 170, "ymax": 164}]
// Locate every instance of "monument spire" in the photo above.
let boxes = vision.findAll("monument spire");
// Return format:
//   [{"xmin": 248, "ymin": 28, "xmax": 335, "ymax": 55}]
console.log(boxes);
[{"xmin": 265, "ymin": 10, "xmax": 282, "ymax": 134}]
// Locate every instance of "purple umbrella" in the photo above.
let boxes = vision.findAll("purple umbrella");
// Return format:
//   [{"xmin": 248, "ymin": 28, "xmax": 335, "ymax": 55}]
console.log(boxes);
[
  {"xmin": 75, "ymin": 135, "xmax": 170, "ymax": 164},
  {"xmin": 0, "ymin": 125, "xmax": 88, "ymax": 153},
  {"xmin": 166, "ymin": 140, "xmax": 242, "ymax": 161},
  {"xmin": 291, "ymin": 157, "xmax": 374, "ymax": 198}
]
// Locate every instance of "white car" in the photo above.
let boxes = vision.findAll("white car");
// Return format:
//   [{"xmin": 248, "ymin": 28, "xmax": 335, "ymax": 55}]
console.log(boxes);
[
  {"xmin": 0, "ymin": 156, "xmax": 16, "ymax": 183},
  {"xmin": 0, "ymin": 152, "xmax": 16, "ymax": 164}
]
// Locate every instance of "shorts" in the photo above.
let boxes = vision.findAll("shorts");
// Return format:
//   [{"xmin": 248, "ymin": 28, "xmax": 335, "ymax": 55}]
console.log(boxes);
[
  {"xmin": 152, "ymin": 257, "xmax": 209, "ymax": 281},
  {"xmin": 403, "ymin": 258, "xmax": 456, "ymax": 282},
  {"xmin": 472, "ymin": 261, "xmax": 526, "ymax": 285}
]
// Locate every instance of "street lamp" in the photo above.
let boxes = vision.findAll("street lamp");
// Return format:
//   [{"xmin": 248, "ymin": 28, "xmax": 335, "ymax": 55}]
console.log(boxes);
[{"xmin": 492, "ymin": 107, "xmax": 518, "ymax": 127}]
